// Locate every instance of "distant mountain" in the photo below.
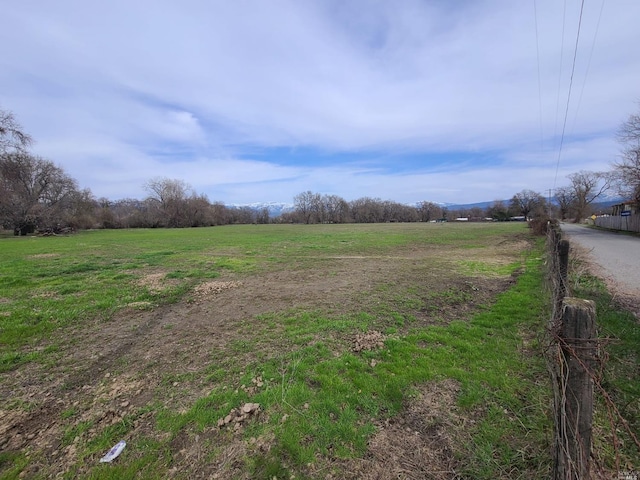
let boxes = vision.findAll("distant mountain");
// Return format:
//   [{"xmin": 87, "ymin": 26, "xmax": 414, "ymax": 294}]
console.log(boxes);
[
  {"xmin": 228, "ymin": 202, "xmax": 295, "ymax": 217},
  {"xmin": 446, "ymin": 200, "xmax": 497, "ymax": 211},
  {"xmin": 233, "ymin": 201, "xmax": 451, "ymax": 217},
  {"xmin": 406, "ymin": 201, "xmax": 455, "ymax": 208},
  {"xmin": 448, "ymin": 195, "xmax": 624, "ymax": 213},
  {"xmin": 230, "ymin": 196, "xmax": 624, "ymax": 218}
]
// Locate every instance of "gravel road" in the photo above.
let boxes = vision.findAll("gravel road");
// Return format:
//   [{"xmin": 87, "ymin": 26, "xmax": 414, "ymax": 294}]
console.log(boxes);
[{"xmin": 560, "ymin": 223, "xmax": 640, "ymax": 297}]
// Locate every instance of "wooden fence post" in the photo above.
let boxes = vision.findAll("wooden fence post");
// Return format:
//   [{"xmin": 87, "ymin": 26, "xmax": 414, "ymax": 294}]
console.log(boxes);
[
  {"xmin": 551, "ymin": 237, "xmax": 570, "ymax": 321},
  {"xmin": 554, "ymin": 297, "xmax": 597, "ymax": 480},
  {"xmin": 558, "ymin": 239, "xmax": 569, "ymax": 300}
]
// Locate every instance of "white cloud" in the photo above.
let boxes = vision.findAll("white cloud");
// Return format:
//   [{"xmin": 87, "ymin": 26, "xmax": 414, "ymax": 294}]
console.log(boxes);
[{"xmin": 1, "ymin": 0, "xmax": 639, "ymax": 204}]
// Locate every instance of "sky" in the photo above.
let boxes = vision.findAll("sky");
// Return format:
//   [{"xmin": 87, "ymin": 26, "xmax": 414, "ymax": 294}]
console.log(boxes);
[{"xmin": 1, "ymin": 0, "xmax": 639, "ymax": 205}]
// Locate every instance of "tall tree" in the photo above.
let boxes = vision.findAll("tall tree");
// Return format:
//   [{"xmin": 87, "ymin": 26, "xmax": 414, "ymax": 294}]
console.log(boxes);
[
  {"xmin": 65, "ymin": 188, "xmax": 97, "ymax": 229},
  {"xmin": 256, "ymin": 207, "xmax": 270, "ymax": 224},
  {"xmin": 144, "ymin": 177, "xmax": 194, "ymax": 227},
  {"xmin": 613, "ymin": 106, "xmax": 640, "ymax": 207},
  {"xmin": 1, "ymin": 108, "xmax": 32, "ymax": 154},
  {"xmin": 0, "ymin": 153, "xmax": 79, "ymax": 234},
  {"xmin": 567, "ymin": 170, "xmax": 611, "ymax": 221},
  {"xmin": 417, "ymin": 201, "xmax": 442, "ymax": 222},
  {"xmin": 485, "ymin": 200, "xmax": 509, "ymax": 221},
  {"xmin": 322, "ymin": 194, "xmax": 349, "ymax": 223},
  {"xmin": 510, "ymin": 190, "xmax": 545, "ymax": 221},
  {"xmin": 554, "ymin": 186, "xmax": 576, "ymax": 220},
  {"xmin": 210, "ymin": 201, "xmax": 229, "ymax": 225},
  {"xmin": 293, "ymin": 191, "xmax": 321, "ymax": 224},
  {"xmin": 349, "ymin": 197, "xmax": 384, "ymax": 223}
]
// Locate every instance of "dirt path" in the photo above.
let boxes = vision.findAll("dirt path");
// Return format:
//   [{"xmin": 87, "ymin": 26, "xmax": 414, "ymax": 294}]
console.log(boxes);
[
  {"xmin": 561, "ymin": 223, "xmax": 640, "ymax": 297},
  {"xmin": 561, "ymin": 223, "xmax": 640, "ymax": 320}
]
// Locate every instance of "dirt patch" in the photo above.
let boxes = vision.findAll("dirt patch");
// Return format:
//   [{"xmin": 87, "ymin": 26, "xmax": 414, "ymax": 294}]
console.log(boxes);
[
  {"xmin": 193, "ymin": 280, "xmax": 243, "ymax": 299},
  {"xmin": 352, "ymin": 331, "xmax": 386, "ymax": 352},
  {"xmin": 168, "ymin": 431, "xmax": 276, "ymax": 480},
  {"xmin": 125, "ymin": 301, "xmax": 153, "ymax": 309},
  {"xmin": 137, "ymin": 271, "xmax": 178, "ymax": 292},
  {"xmin": 27, "ymin": 253, "xmax": 60, "ymax": 259},
  {"xmin": 335, "ymin": 379, "xmax": 465, "ymax": 480}
]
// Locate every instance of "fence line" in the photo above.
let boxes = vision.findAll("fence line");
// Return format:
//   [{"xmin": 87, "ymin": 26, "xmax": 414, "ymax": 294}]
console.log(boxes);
[
  {"xmin": 546, "ymin": 224, "xmax": 597, "ymax": 479},
  {"xmin": 594, "ymin": 214, "xmax": 640, "ymax": 233},
  {"xmin": 545, "ymin": 222, "xmax": 640, "ymax": 478}
]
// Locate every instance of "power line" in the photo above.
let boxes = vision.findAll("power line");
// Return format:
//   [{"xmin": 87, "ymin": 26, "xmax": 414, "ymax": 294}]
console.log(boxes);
[
  {"xmin": 571, "ymin": 0, "xmax": 606, "ymax": 134},
  {"xmin": 553, "ymin": 0, "xmax": 586, "ymax": 190},
  {"xmin": 553, "ymin": 0, "xmax": 568, "ymax": 147},
  {"xmin": 533, "ymin": 0, "xmax": 544, "ymax": 154}
]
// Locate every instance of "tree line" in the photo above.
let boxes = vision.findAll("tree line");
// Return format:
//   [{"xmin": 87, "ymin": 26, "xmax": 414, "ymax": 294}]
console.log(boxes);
[
  {"xmin": 2, "ymin": 104, "xmax": 639, "ymax": 234},
  {"xmin": 284, "ymin": 175, "xmax": 610, "ymax": 225}
]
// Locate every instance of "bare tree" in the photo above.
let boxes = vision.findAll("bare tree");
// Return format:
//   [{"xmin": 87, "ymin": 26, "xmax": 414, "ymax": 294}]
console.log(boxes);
[
  {"xmin": 613, "ymin": 106, "xmax": 640, "ymax": 207},
  {"xmin": 256, "ymin": 207, "xmax": 270, "ymax": 224},
  {"xmin": 321, "ymin": 194, "xmax": 349, "ymax": 223},
  {"xmin": 469, "ymin": 206, "xmax": 484, "ymax": 221},
  {"xmin": 0, "ymin": 153, "xmax": 79, "ymax": 234},
  {"xmin": 554, "ymin": 186, "xmax": 576, "ymax": 220},
  {"xmin": 510, "ymin": 190, "xmax": 545, "ymax": 221},
  {"xmin": 65, "ymin": 188, "xmax": 97, "ymax": 229},
  {"xmin": 144, "ymin": 177, "xmax": 194, "ymax": 227},
  {"xmin": 350, "ymin": 197, "xmax": 384, "ymax": 223},
  {"xmin": 417, "ymin": 201, "xmax": 443, "ymax": 222},
  {"xmin": 210, "ymin": 201, "xmax": 229, "ymax": 225},
  {"xmin": 1, "ymin": 108, "xmax": 32, "ymax": 154},
  {"xmin": 382, "ymin": 201, "xmax": 419, "ymax": 222},
  {"xmin": 294, "ymin": 191, "xmax": 321, "ymax": 224},
  {"xmin": 567, "ymin": 171, "xmax": 612, "ymax": 221},
  {"xmin": 228, "ymin": 206, "xmax": 256, "ymax": 224},
  {"xmin": 184, "ymin": 193, "xmax": 212, "ymax": 227},
  {"xmin": 96, "ymin": 197, "xmax": 118, "ymax": 228}
]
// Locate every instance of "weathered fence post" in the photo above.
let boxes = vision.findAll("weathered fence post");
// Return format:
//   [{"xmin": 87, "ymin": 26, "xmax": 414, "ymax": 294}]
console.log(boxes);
[
  {"xmin": 557, "ymin": 239, "xmax": 569, "ymax": 300},
  {"xmin": 554, "ymin": 297, "xmax": 597, "ymax": 480}
]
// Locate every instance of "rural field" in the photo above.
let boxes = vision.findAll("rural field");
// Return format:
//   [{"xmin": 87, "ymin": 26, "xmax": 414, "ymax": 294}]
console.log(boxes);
[{"xmin": 0, "ymin": 222, "xmax": 635, "ymax": 479}]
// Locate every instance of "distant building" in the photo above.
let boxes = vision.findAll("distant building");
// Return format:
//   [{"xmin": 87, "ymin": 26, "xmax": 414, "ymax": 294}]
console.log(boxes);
[{"xmin": 611, "ymin": 202, "xmax": 637, "ymax": 216}]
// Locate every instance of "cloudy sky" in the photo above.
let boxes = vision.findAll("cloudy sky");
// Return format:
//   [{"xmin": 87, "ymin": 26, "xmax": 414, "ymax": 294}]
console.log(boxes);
[{"xmin": 1, "ymin": 0, "xmax": 638, "ymax": 205}]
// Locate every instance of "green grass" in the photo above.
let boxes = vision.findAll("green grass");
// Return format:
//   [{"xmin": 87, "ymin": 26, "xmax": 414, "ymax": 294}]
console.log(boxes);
[
  {"xmin": 0, "ymin": 228, "xmax": 261, "ymax": 371},
  {"xmin": 0, "ymin": 223, "xmax": 563, "ymax": 478},
  {"xmin": 0, "ymin": 223, "xmax": 523, "ymax": 370},
  {"xmin": 570, "ymin": 268, "xmax": 640, "ymax": 471},
  {"xmin": 457, "ymin": 259, "xmax": 522, "ymax": 276},
  {"xmin": 150, "ymin": 241, "xmax": 552, "ymax": 479}
]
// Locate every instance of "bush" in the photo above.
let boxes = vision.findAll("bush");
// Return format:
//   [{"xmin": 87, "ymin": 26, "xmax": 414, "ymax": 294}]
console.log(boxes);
[{"xmin": 528, "ymin": 216, "xmax": 553, "ymax": 236}]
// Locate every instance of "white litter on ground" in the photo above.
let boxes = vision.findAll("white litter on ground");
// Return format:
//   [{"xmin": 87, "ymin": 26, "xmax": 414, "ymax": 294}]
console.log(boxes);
[{"xmin": 99, "ymin": 440, "xmax": 126, "ymax": 463}]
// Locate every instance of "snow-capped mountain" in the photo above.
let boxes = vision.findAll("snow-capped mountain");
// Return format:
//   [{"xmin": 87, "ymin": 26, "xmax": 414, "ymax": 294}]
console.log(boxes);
[
  {"xmin": 228, "ymin": 202, "xmax": 295, "ymax": 217},
  {"xmin": 230, "ymin": 201, "xmax": 455, "ymax": 217}
]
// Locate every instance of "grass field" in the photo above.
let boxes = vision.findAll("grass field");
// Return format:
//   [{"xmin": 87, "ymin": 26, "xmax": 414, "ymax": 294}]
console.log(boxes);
[{"xmin": 0, "ymin": 222, "xmax": 625, "ymax": 478}]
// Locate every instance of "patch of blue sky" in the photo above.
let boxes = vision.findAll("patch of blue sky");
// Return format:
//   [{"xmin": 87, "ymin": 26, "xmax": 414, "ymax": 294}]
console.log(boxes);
[
  {"xmin": 246, "ymin": 145, "xmax": 502, "ymax": 172},
  {"xmin": 143, "ymin": 143, "xmax": 200, "ymax": 163}
]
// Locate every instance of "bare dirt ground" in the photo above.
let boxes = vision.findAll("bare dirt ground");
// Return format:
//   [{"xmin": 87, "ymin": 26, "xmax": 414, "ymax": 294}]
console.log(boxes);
[
  {"xmin": 335, "ymin": 379, "xmax": 466, "ymax": 480},
  {"xmin": 0, "ymin": 238, "xmax": 530, "ymax": 478}
]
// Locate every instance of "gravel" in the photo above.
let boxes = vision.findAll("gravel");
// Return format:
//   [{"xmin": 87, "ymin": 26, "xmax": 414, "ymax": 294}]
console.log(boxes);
[{"xmin": 560, "ymin": 223, "xmax": 640, "ymax": 296}]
